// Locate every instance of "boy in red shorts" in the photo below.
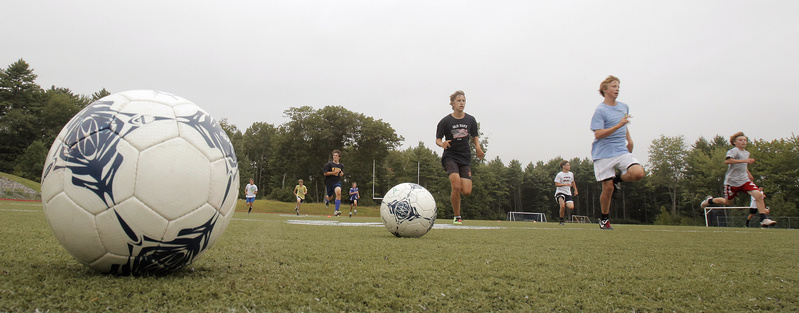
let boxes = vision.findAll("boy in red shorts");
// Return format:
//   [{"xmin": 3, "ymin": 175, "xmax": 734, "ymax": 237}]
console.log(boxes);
[{"xmin": 701, "ymin": 132, "xmax": 776, "ymax": 227}]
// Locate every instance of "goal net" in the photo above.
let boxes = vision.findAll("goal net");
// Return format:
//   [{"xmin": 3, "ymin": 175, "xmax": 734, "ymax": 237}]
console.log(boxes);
[
  {"xmin": 703, "ymin": 206, "xmax": 753, "ymax": 227},
  {"xmin": 571, "ymin": 215, "xmax": 591, "ymax": 223},
  {"xmin": 507, "ymin": 212, "xmax": 547, "ymax": 223}
]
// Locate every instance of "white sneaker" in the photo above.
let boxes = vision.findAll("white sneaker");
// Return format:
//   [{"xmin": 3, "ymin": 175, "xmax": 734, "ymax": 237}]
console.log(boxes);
[
  {"xmin": 700, "ymin": 196, "xmax": 713, "ymax": 209},
  {"xmin": 760, "ymin": 219, "xmax": 777, "ymax": 227}
]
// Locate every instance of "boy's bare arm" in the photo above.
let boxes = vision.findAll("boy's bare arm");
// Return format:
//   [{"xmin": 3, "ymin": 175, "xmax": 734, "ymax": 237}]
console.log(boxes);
[
  {"xmin": 473, "ymin": 136, "xmax": 485, "ymax": 159},
  {"xmin": 725, "ymin": 157, "xmax": 755, "ymax": 165},
  {"xmin": 626, "ymin": 129, "xmax": 634, "ymax": 152},
  {"xmin": 594, "ymin": 115, "xmax": 631, "ymax": 140}
]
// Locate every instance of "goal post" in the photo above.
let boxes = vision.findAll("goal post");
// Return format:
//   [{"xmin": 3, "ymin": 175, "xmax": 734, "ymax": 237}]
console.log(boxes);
[
  {"xmin": 571, "ymin": 215, "xmax": 591, "ymax": 223},
  {"xmin": 372, "ymin": 159, "xmax": 382, "ymax": 200},
  {"xmin": 507, "ymin": 212, "xmax": 547, "ymax": 223},
  {"xmin": 703, "ymin": 206, "xmax": 753, "ymax": 227},
  {"xmin": 372, "ymin": 159, "xmax": 420, "ymax": 200}
]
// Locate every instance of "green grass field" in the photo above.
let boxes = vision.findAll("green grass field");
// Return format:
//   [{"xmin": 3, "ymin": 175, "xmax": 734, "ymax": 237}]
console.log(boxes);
[{"xmin": 1, "ymin": 199, "xmax": 797, "ymax": 312}]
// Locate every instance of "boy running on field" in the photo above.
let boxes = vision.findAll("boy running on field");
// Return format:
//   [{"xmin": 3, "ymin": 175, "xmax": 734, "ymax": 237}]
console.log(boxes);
[
  {"xmin": 590, "ymin": 75, "xmax": 646, "ymax": 230},
  {"xmin": 701, "ymin": 132, "xmax": 776, "ymax": 227},
  {"xmin": 323, "ymin": 150, "xmax": 345, "ymax": 216},
  {"xmin": 348, "ymin": 182, "xmax": 359, "ymax": 217},
  {"xmin": 245, "ymin": 178, "xmax": 257, "ymax": 214},
  {"xmin": 554, "ymin": 160, "xmax": 579, "ymax": 225},
  {"xmin": 436, "ymin": 90, "xmax": 485, "ymax": 225},
  {"xmin": 294, "ymin": 179, "xmax": 307, "ymax": 216}
]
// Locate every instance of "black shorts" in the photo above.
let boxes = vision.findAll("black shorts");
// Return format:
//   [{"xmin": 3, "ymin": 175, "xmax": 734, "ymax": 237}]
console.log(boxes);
[
  {"xmin": 555, "ymin": 193, "xmax": 573, "ymax": 204},
  {"xmin": 749, "ymin": 208, "xmax": 758, "ymax": 214},
  {"xmin": 326, "ymin": 182, "xmax": 342, "ymax": 197},
  {"xmin": 442, "ymin": 158, "xmax": 471, "ymax": 179}
]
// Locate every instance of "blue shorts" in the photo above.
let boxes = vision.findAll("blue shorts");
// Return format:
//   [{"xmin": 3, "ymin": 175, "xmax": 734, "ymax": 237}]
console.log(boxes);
[
  {"xmin": 326, "ymin": 182, "xmax": 342, "ymax": 197},
  {"xmin": 246, "ymin": 197, "xmax": 255, "ymax": 204}
]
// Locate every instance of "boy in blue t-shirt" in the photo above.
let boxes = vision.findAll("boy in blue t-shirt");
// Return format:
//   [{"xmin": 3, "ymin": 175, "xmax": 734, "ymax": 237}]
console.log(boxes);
[
  {"xmin": 590, "ymin": 76, "xmax": 646, "ymax": 230},
  {"xmin": 348, "ymin": 182, "xmax": 359, "ymax": 217}
]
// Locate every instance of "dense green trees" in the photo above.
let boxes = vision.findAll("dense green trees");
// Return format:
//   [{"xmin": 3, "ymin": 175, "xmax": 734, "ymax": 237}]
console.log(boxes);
[
  {"xmin": 648, "ymin": 135, "xmax": 687, "ymax": 214},
  {"xmin": 0, "ymin": 59, "xmax": 93, "ymax": 180},
  {"xmin": 2, "ymin": 59, "xmax": 797, "ymax": 224}
]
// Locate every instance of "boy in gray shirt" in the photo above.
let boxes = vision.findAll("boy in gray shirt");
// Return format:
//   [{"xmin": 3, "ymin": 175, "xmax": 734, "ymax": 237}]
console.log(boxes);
[{"xmin": 700, "ymin": 132, "xmax": 776, "ymax": 227}]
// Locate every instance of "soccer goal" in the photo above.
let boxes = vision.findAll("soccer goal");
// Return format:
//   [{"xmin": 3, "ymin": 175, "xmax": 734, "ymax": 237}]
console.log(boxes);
[
  {"xmin": 571, "ymin": 215, "xmax": 592, "ymax": 223},
  {"xmin": 703, "ymin": 206, "xmax": 752, "ymax": 227},
  {"xmin": 507, "ymin": 212, "xmax": 547, "ymax": 223}
]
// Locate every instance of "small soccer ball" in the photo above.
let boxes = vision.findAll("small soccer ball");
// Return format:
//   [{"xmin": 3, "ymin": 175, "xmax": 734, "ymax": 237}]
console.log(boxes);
[
  {"xmin": 41, "ymin": 90, "xmax": 239, "ymax": 275},
  {"xmin": 380, "ymin": 183, "xmax": 437, "ymax": 238},
  {"xmin": 335, "ymin": 210, "xmax": 341, "ymax": 216}
]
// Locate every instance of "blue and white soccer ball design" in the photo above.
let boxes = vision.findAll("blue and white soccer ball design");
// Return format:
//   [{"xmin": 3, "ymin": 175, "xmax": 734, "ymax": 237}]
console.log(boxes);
[
  {"xmin": 40, "ymin": 90, "xmax": 239, "ymax": 275},
  {"xmin": 380, "ymin": 183, "xmax": 436, "ymax": 238}
]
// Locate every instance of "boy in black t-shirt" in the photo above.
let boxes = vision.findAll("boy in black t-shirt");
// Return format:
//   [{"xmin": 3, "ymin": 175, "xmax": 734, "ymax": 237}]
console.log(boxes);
[{"xmin": 436, "ymin": 90, "xmax": 485, "ymax": 225}]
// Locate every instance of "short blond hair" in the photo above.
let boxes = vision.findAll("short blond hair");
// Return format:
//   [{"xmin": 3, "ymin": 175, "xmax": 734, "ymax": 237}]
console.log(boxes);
[
  {"xmin": 599, "ymin": 75, "xmax": 620, "ymax": 97},
  {"xmin": 730, "ymin": 132, "xmax": 746, "ymax": 145},
  {"xmin": 449, "ymin": 90, "xmax": 465, "ymax": 104}
]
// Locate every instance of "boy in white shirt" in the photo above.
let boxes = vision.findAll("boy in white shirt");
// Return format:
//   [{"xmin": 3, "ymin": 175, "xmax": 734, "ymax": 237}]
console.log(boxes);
[
  {"xmin": 554, "ymin": 161, "xmax": 579, "ymax": 225},
  {"xmin": 245, "ymin": 178, "xmax": 257, "ymax": 214}
]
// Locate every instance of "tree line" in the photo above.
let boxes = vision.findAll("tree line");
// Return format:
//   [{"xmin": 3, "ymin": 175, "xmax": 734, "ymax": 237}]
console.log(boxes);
[{"xmin": 3, "ymin": 59, "xmax": 797, "ymax": 225}]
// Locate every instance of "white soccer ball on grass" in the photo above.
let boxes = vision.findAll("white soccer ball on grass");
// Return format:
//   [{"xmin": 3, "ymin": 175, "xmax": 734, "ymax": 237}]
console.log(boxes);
[
  {"xmin": 41, "ymin": 90, "xmax": 239, "ymax": 275},
  {"xmin": 380, "ymin": 183, "xmax": 437, "ymax": 238}
]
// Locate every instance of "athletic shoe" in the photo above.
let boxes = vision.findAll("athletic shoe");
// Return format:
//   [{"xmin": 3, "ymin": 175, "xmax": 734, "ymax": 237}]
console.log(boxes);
[
  {"xmin": 700, "ymin": 196, "xmax": 714, "ymax": 209},
  {"xmin": 354, "ymin": 210, "xmax": 357, "ymax": 215},
  {"xmin": 599, "ymin": 219, "xmax": 613, "ymax": 230},
  {"xmin": 296, "ymin": 208, "xmax": 299, "ymax": 216},
  {"xmin": 559, "ymin": 221, "xmax": 565, "ymax": 225},
  {"xmin": 745, "ymin": 219, "xmax": 750, "ymax": 228},
  {"xmin": 349, "ymin": 212, "xmax": 352, "ymax": 218},
  {"xmin": 325, "ymin": 199, "xmax": 329, "ymax": 208},
  {"xmin": 612, "ymin": 181, "xmax": 622, "ymax": 199},
  {"xmin": 760, "ymin": 219, "xmax": 777, "ymax": 227},
  {"xmin": 453, "ymin": 217, "xmax": 463, "ymax": 225}
]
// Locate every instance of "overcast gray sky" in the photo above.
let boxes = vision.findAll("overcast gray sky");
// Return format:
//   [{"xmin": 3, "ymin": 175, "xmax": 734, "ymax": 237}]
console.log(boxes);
[{"xmin": 4, "ymin": 0, "xmax": 798, "ymax": 167}]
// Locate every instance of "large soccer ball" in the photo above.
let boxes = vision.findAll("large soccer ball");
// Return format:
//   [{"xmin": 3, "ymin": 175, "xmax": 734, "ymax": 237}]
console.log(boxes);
[
  {"xmin": 41, "ymin": 90, "xmax": 239, "ymax": 275},
  {"xmin": 380, "ymin": 183, "xmax": 437, "ymax": 238}
]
